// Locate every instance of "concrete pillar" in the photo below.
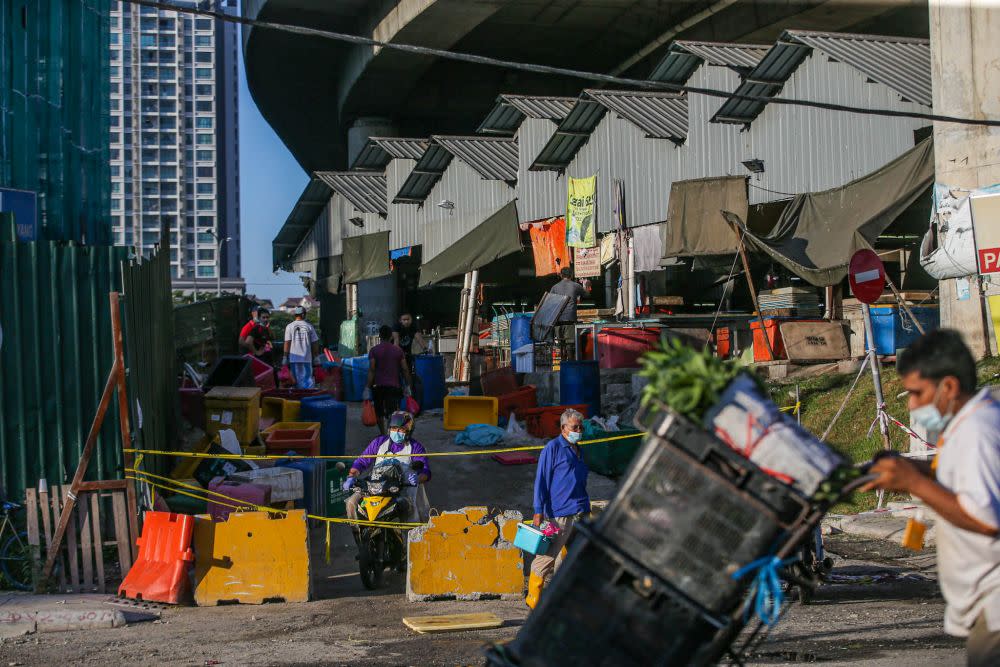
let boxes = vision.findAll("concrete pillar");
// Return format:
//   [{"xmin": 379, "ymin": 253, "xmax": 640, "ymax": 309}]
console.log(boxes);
[
  {"xmin": 929, "ymin": 0, "xmax": 1000, "ymax": 357},
  {"xmin": 347, "ymin": 117, "xmax": 397, "ymax": 166}
]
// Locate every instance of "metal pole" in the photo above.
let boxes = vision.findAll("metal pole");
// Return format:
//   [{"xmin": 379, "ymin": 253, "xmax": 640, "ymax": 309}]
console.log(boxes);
[
  {"xmin": 862, "ymin": 302, "xmax": 892, "ymax": 508},
  {"xmin": 462, "ymin": 270, "xmax": 480, "ymax": 382},
  {"xmin": 453, "ymin": 273, "xmax": 471, "ymax": 380},
  {"xmin": 626, "ymin": 234, "xmax": 635, "ymax": 319},
  {"xmin": 216, "ymin": 237, "xmax": 223, "ymax": 298}
]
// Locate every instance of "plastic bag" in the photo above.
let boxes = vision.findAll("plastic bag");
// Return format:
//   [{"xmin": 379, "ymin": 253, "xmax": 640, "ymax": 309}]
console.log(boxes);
[
  {"xmin": 504, "ymin": 412, "xmax": 535, "ymax": 446},
  {"xmin": 277, "ymin": 365, "xmax": 292, "ymax": 385},
  {"xmin": 405, "ymin": 396, "xmax": 420, "ymax": 415},
  {"xmin": 361, "ymin": 400, "xmax": 377, "ymax": 427}
]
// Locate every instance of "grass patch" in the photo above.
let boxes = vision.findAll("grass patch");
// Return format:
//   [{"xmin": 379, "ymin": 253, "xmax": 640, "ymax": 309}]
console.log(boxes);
[{"xmin": 767, "ymin": 356, "xmax": 1000, "ymax": 513}]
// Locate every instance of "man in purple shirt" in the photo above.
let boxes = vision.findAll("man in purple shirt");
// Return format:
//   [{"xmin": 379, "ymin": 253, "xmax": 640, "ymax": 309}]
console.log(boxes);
[
  {"xmin": 367, "ymin": 325, "xmax": 413, "ymax": 435},
  {"xmin": 343, "ymin": 411, "xmax": 431, "ymax": 524}
]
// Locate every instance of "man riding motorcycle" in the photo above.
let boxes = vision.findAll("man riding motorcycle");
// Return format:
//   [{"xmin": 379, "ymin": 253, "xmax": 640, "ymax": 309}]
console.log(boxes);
[{"xmin": 343, "ymin": 411, "xmax": 431, "ymax": 527}]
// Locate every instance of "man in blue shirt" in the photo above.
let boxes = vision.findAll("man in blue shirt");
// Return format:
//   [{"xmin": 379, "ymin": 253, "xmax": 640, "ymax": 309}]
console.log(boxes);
[{"xmin": 526, "ymin": 408, "xmax": 590, "ymax": 609}]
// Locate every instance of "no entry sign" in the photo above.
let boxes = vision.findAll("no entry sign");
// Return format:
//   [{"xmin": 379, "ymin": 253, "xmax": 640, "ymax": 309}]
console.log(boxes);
[{"xmin": 849, "ymin": 249, "xmax": 886, "ymax": 304}]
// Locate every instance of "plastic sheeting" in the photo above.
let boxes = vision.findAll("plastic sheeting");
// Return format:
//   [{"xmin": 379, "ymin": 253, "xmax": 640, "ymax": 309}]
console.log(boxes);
[
  {"xmin": 343, "ymin": 232, "xmax": 390, "ymax": 284},
  {"xmin": 920, "ymin": 183, "xmax": 1000, "ymax": 279},
  {"xmin": 663, "ymin": 176, "xmax": 749, "ymax": 257},
  {"xmin": 732, "ymin": 138, "xmax": 934, "ymax": 286},
  {"xmin": 419, "ymin": 201, "xmax": 521, "ymax": 286}
]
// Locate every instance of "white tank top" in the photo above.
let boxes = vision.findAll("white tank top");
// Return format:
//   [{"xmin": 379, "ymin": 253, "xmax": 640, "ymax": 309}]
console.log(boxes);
[{"xmin": 376, "ymin": 438, "xmax": 412, "ymax": 467}]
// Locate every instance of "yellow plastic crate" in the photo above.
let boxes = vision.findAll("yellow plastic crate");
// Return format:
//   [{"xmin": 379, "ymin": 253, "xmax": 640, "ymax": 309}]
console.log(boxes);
[
  {"xmin": 443, "ymin": 396, "xmax": 499, "ymax": 431},
  {"xmin": 261, "ymin": 397, "xmax": 301, "ymax": 422},
  {"xmin": 170, "ymin": 435, "xmax": 213, "ymax": 480},
  {"xmin": 204, "ymin": 386, "xmax": 262, "ymax": 444}
]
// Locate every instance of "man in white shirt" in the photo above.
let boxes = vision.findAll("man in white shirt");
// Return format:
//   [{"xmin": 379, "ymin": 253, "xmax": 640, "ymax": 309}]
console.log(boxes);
[
  {"xmin": 866, "ymin": 329, "xmax": 1000, "ymax": 665},
  {"xmin": 282, "ymin": 306, "xmax": 319, "ymax": 389}
]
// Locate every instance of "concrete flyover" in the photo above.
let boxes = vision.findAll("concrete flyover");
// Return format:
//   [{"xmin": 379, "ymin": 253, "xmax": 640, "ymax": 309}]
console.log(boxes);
[{"xmin": 242, "ymin": 0, "xmax": 929, "ymax": 173}]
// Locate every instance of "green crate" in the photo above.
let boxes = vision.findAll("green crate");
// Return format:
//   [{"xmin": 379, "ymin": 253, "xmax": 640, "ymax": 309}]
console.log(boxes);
[
  {"xmin": 582, "ymin": 428, "xmax": 644, "ymax": 476},
  {"xmin": 326, "ymin": 465, "xmax": 350, "ymax": 518}
]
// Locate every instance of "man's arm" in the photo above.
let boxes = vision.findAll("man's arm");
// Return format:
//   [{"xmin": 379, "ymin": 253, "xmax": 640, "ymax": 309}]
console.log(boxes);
[
  {"xmin": 865, "ymin": 457, "xmax": 999, "ymax": 536},
  {"xmin": 409, "ymin": 440, "xmax": 431, "ymax": 482},
  {"xmin": 392, "ymin": 330, "xmax": 402, "ymax": 347},
  {"xmin": 367, "ymin": 356, "xmax": 376, "ymax": 389},
  {"xmin": 533, "ymin": 447, "xmax": 550, "ymax": 526},
  {"xmin": 400, "ymin": 354, "xmax": 413, "ymax": 390},
  {"xmin": 349, "ymin": 438, "xmax": 381, "ymax": 477}
]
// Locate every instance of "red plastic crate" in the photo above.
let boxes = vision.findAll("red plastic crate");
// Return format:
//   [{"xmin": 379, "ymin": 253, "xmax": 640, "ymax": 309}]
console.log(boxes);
[
  {"xmin": 596, "ymin": 327, "xmax": 661, "ymax": 368},
  {"xmin": 715, "ymin": 327, "xmax": 731, "ymax": 359},
  {"xmin": 264, "ymin": 428, "xmax": 320, "ymax": 456},
  {"xmin": 519, "ymin": 404, "xmax": 589, "ymax": 439},
  {"xmin": 244, "ymin": 354, "xmax": 276, "ymax": 391},
  {"xmin": 498, "ymin": 385, "xmax": 538, "ymax": 420}
]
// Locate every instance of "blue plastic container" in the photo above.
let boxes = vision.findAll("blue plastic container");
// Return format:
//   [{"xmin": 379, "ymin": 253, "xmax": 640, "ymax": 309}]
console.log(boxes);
[
  {"xmin": 299, "ymin": 395, "xmax": 347, "ymax": 457},
  {"xmin": 560, "ymin": 360, "xmax": 601, "ymax": 419},
  {"xmin": 513, "ymin": 522, "xmax": 552, "ymax": 555},
  {"xmin": 510, "ymin": 315, "xmax": 533, "ymax": 350},
  {"xmin": 277, "ymin": 458, "xmax": 327, "ymax": 515},
  {"xmin": 414, "ymin": 354, "xmax": 446, "ymax": 411},
  {"xmin": 342, "ymin": 356, "xmax": 370, "ymax": 402},
  {"xmin": 868, "ymin": 305, "xmax": 940, "ymax": 355}
]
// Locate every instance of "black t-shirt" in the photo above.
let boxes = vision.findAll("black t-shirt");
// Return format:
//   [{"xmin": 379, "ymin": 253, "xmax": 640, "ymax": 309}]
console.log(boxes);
[{"xmin": 393, "ymin": 322, "xmax": 417, "ymax": 355}]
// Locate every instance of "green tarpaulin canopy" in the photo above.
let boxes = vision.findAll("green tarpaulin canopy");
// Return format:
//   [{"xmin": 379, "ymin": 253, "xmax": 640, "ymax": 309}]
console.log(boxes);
[
  {"xmin": 343, "ymin": 232, "xmax": 390, "ymax": 284},
  {"xmin": 727, "ymin": 138, "xmax": 934, "ymax": 286},
  {"xmin": 663, "ymin": 175, "xmax": 750, "ymax": 257},
  {"xmin": 419, "ymin": 201, "xmax": 522, "ymax": 286},
  {"xmin": 300, "ymin": 255, "xmax": 343, "ymax": 297}
]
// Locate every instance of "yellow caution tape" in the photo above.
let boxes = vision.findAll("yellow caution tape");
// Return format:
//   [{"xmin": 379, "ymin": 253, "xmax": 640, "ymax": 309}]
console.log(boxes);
[
  {"xmin": 123, "ymin": 431, "xmax": 645, "ymax": 462},
  {"xmin": 779, "ymin": 402, "xmax": 801, "ymax": 415},
  {"xmin": 128, "ymin": 468, "xmax": 424, "ymax": 529}
]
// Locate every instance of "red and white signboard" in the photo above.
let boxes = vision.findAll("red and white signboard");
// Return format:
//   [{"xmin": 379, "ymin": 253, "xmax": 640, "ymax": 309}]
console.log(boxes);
[
  {"xmin": 849, "ymin": 249, "xmax": 886, "ymax": 304},
  {"xmin": 971, "ymin": 193, "xmax": 1000, "ymax": 274}
]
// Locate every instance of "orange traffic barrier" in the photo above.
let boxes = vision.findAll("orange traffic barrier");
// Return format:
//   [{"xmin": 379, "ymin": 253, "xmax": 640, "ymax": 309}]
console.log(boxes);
[{"xmin": 118, "ymin": 511, "xmax": 195, "ymax": 605}]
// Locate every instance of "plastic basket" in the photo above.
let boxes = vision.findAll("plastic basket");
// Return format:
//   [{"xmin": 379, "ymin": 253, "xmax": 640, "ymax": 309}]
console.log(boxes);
[
  {"xmin": 513, "ymin": 522, "xmax": 552, "ymax": 555},
  {"xmin": 443, "ymin": 396, "xmax": 499, "ymax": 430},
  {"xmin": 594, "ymin": 410, "xmax": 808, "ymax": 613},
  {"xmin": 520, "ymin": 405, "xmax": 588, "ymax": 439},
  {"xmin": 504, "ymin": 530, "xmax": 728, "ymax": 667}
]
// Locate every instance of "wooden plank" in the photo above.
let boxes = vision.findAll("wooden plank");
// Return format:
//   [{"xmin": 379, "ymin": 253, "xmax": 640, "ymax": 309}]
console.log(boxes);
[
  {"xmin": 78, "ymin": 480, "xmax": 127, "ymax": 492},
  {"xmin": 90, "ymin": 493, "xmax": 106, "ymax": 594},
  {"xmin": 37, "ymin": 485, "xmax": 66, "ymax": 590},
  {"xmin": 402, "ymin": 613, "xmax": 503, "ymax": 634},
  {"xmin": 111, "ymin": 293, "xmax": 140, "ymax": 564},
  {"xmin": 111, "ymin": 491, "xmax": 133, "ymax": 574},
  {"xmin": 24, "ymin": 489, "xmax": 41, "ymax": 590},
  {"xmin": 60, "ymin": 486, "xmax": 80, "ymax": 592},
  {"xmin": 652, "ymin": 296, "xmax": 684, "ymax": 306},
  {"xmin": 78, "ymin": 492, "xmax": 94, "ymax": 592}
]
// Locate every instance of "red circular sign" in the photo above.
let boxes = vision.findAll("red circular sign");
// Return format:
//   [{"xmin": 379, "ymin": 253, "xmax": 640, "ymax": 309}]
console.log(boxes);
[{"xmin": 849, "ymin": 249, "xmax": 886, "ymax": 304}]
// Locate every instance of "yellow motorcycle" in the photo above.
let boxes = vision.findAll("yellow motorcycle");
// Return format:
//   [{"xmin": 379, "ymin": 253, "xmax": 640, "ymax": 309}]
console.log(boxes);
[{"xmin": 354, "ymin": 459, "xmax": 422, "ymax": 589}]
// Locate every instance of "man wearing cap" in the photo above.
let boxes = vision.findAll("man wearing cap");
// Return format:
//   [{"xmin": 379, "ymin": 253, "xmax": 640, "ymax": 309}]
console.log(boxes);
[{"xmin": 282, "ymin": 306, "xmax": 319, "ymax": 389}]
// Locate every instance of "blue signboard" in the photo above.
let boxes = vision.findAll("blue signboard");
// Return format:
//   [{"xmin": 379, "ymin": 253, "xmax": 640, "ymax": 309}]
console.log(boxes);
[{"xmin": 0, "ymin": 187, "xmax": 39, "ymax": 241}]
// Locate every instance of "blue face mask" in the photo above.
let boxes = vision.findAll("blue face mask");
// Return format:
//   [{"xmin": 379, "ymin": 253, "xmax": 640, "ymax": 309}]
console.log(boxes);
[
  {"xmin": 389, "ymin": 430, "xmax": 407, "ymax": 444},
  {"xmin": 565, "ymin": 430, "xmax": 582, "ymax": 444},
  {"xmin": 911, "ymin": 385, "xmax": 954, "ymax": 440}
]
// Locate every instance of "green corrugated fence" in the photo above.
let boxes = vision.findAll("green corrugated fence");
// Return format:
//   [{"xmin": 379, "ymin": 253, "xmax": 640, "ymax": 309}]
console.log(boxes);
[{"xmin": 174, "ymin": 296, "xmax": 252, "ymax": 370}]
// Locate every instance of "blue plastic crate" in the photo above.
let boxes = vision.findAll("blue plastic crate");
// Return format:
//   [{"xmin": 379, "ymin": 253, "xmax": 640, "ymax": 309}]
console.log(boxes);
[
  {"xmin": 514, "ymin": 522, "xmax": 552, "ymax": 555},
  {"xmin": 867, "ymin": 305, "xmax": 939, "ymax": 355}
]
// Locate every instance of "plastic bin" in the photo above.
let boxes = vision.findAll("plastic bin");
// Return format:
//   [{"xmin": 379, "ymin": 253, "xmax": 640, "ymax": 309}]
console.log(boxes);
[
  {"xmin": 203, "ymin": 386, "xmax": 262, "ymax": 444},
  {"xmin": 520, "ymin": 404, "xmax": 589, "ymax": 439},
  {"xmin": 170, "ymin": 435, "xmax": 212, "ymax": 481},
  {"xmin": 342, "ymin": 356, "xmax": 370, "ymax": 402},
  {"xmin": 206, "ymin": 479, "xmax": 272, "ymax": 522},
  {"xmin": 868, "ymin": 305, "xmax": 939, "ymax": 355},
  {"xmin": 414, "ymin": 354, "xmax": 446, "ymax": 410},
  {"xmin": 261, "ymin": 397, "xmax": 302, "ymax": 422},
  {"xmin": 299, "ymin": 395, "xmax": 347, "ymax": 457},
  {"xmin": 497, "ymin": 385, "xmax": 538, "ymax": 420},
  {"xmin": 231, "ymin": 467, "xmax": 304, "ymax": 503},
  {"xmin": 560, "ymin": 360, "xmax": 601, "ymax": 419},
  {"xmin": 715, "ymin": 327, "xmax": 731, "ymax": 358},
  {"xmin": 513, "ymin": 522, "xmax": 552, "ymax": 555},
  {"xmin": 443, "ymin": 396, "xmax": 499, "ymax": 430},
  {"xmin": 598, "ymin": 409, "xmax": 808, "ymax": 613},
  {"xmin": 596, "ymin": 327, "xmax": 660, "ymax": 369},
  {"xmin": 326, "ymin": 465, "xmax": 350, "ymax": 518},
  {"xmin": 581, "ymin": 428, "xmax": 643, "ymax": 476},
  {"xmin": 481, "ymin": 367, "xmax": 519, "ymax": 397},
  {"xmin": 513, "ymin": 343, "xmax": 534, "ymax": 373},
  {"xmin": 264, "ymin": 429, "xmax": 320, "ymax": 457},
  {"xmin": 499, "ymin": 529, "xmax": 727, "ymax": 667},
  {"xmin": 277, "ymin": 459, "xmax": 326, "ymax": 515},
  {"xmin": 244, "ymin": 354, "xmax": 276, "ymax": 391},
  {"xmin": 750, "ymin": 318, "xmax": 825, "ymax": 362},
  {"xmin": 204, "ymin": 356, "xmax": 255, "ymax": 389}
]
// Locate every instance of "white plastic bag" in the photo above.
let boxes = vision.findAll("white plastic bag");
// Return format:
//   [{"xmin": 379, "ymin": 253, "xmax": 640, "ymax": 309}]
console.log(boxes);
[{"xmin": 504, "ymin": 412, "xmax": 535, "ymax": 446}]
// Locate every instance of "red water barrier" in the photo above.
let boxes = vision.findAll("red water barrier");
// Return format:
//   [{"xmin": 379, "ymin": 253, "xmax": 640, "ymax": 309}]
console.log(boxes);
[{"xmin": 118, "ymin": 511, "xmax": 195, "ymax": 605}]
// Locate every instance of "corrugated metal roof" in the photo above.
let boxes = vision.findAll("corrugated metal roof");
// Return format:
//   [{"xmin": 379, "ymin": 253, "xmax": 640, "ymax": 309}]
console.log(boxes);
[
  {"xmin": 393, "ymin": 143, "xmax": 454, "ymax": 204},
  {"xmin": 530, "ymin": 90, "xmax": 688, "ymax": 171},
  {"xmin": 585, "ymin": 89, "xmax": 688, "ymax": 141},
  {"xmin": 315, "ymin": 172, "xmax": 388, "ymax": 216},
  {"xmin": 649, "ymin": 41, "xmax": 769, "ymax": 83},
  {"xmin": 711, "ymin": 40, "xmax": 811, "ymax": 124},
  {"xmin": 272, "ymin": 176, "xmax": 333, "ymax": 270},
  {"xmin": 351, "ymin": 137, "xmax": 429, "ymax": 170},
  {"xmin": 784, "ymin": 31, "xmax": 932, "ymax": 106},
  {"xmin": 433, "ymin": 136, "xmax": 519, "ymax": 182},
  {"xmin": 477, "ymin": 95, "xmax": 576, "ymax": 135}
]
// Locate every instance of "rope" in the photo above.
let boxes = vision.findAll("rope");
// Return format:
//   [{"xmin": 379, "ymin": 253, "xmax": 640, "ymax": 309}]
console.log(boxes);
[{"xmin": 731, "ymin": 554, "xmax": 799, "ymax": 626}]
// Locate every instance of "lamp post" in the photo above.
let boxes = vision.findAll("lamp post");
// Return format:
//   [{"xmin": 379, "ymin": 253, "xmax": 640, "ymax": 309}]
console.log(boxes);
[{"xmin": 206, "ymin": 229, "xmax": 232, "ymax": 298}]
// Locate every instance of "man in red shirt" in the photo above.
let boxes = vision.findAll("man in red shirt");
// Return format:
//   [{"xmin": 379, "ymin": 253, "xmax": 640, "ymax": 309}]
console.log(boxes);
[
  {"xmin": 240, "ymin": 307, "xmax": 273, "ymax": 365},
  {"xmin": 367, "ymin": 325, "xmax": 413, "ymax": 435}
]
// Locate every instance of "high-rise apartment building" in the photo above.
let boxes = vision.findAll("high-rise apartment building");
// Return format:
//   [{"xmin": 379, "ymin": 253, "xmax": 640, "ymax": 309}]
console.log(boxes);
[{"xmin": 110, "ymin": 0, "xmax": 243, "ymax": 292}]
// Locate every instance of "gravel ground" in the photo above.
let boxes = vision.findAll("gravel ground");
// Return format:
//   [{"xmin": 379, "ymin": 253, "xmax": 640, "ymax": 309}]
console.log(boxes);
[{"xmin": 0, "ymin": 405, "xmax": 965, "ymax": 666}]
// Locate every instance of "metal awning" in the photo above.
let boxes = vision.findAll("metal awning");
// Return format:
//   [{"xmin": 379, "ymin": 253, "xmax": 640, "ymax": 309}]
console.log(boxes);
[
  {"xmin": 649, "ymin": 41, "xmax": 769, "ymax": 84},
  {"xmin": 477, "ymin": 94, "xmax": 577, "ymax": 135},
  {"xmin": 351, "ymin": 137, "xmax": 429, "ymax": 171},
  {"xmin": 393, "ymin": 136, "xmax": 518, "ymax": 204},
  {"xmin": 315, "ymin": 172, "xmax": 388, "ymax": 216},
  {"xmin": 271, "ymin": 176, "xmax": 333, "ymax": 271}
]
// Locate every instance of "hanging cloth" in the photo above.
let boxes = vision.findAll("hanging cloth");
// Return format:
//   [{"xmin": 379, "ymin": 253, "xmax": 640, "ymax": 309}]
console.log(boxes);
[
  {"xmin": 633, "ymin": 224, "xmax": 663, "ymax": 273},
  {"xmin": 528, "ymin": 217, "xmax": 569, "ymax": 277},
  {"xmin": 599, "ymin": 233, "xmax": 617, "ymax": 265}
]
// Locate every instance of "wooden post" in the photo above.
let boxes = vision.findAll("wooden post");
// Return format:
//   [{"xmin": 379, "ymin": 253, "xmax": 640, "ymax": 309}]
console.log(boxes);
[
  {"xmin": 726, "ymin": 219, "xmax": 775, "ymax": 360},
  {"xmin": 885, "ymin": 274, "xmax": 926, "ymax": 336},
  {"xmin": 111, "ymin": 292, "xmax": 140, "ymax": 561}
]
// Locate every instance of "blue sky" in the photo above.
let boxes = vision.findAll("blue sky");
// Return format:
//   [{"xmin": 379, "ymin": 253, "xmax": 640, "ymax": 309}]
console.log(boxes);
[{"xmin": 237, "ymin": 47, "xmax": 308, "ymax": 306}]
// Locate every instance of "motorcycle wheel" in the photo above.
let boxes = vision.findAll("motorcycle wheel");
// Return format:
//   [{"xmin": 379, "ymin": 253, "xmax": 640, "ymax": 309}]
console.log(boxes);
[{"xmin": 359, "ymin": 539, "xmax": 384, "ymax": 590}]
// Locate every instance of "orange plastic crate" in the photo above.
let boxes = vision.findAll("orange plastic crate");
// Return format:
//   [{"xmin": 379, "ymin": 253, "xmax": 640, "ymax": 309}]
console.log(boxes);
[
  {"xmin": 519, "ymin": 404, "xmax": 589, "ymax": 439},
  {"xmin": 265, "ymin": 428, "xmax": 319, "ymax": 456},
  {"xmin": 498, "ymin": 385, "xmax": 538, "ymax": 420}
]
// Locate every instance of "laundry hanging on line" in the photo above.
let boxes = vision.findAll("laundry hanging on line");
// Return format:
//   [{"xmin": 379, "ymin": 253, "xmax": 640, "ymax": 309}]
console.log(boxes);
[{"xmin": 526, "ymin": 217, "xmax": 570, "ymax": 277}]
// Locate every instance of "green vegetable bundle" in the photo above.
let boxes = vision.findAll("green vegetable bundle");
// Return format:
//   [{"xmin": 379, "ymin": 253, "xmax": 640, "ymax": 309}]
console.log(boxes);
[{"xmin": 639, "ymin": 338, "xmax": 753, "ymax": 422}]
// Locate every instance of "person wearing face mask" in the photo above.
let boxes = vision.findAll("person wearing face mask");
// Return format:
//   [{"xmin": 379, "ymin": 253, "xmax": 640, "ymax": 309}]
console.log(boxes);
[
  {"xmin": 342, "ymin": 411, "xmax": 431, "ymax": 524},
  {"xmin": 865, "ymin": 329, "xmax": 1000, "ymax": 666},
  {"xmin": 525, "ymin": 408, "xmax": 590, "ymax": 609}
]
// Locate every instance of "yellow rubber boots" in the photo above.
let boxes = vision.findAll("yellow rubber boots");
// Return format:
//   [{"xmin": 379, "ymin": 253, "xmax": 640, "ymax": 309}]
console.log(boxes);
[{"xmin": 525, "ymin": 572, "xmax": 545, "ymax": 609}]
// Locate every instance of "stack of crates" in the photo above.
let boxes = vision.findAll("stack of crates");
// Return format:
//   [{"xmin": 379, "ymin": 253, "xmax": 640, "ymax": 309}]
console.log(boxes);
[
  {"xmin": 496, "ymin": 408, "xmax": 810, "ymax": 666},
  {"xmin": 203, "ymin": 386, "xmax": 262, "ymax": 446}
]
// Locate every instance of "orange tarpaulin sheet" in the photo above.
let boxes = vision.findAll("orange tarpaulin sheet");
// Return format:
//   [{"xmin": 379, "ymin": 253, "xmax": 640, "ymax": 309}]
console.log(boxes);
[{"xmin": 528, "ymin": 217, "xmax": 569, "ymax": 277}]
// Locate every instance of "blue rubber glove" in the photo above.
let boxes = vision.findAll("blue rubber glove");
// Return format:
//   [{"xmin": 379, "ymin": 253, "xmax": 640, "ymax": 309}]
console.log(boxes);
[
  {"xmin": 406, "ymin": 472, "xmax": 420, "ymax": 486},
  {"xmin": 342, "ymin": 477, "xmax": 355, "ymax": 492}
]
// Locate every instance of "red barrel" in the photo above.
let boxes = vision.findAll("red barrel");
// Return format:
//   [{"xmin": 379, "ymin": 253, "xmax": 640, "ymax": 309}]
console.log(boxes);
[{"xmin": 596, "ymin": 327, "xmax": 661, "ymax": 368}]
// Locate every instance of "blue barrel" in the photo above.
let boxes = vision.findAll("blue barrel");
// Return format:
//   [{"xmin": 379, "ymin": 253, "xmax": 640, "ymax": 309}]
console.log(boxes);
[
  {"xmin": 510, "ymin": 315, "xmax": 533, "ymax": 350},
  {"xmin": 342, "ymin": 356, "xmax": 370, "ymax": 402},
  {"xmin": 414, "ymin": 354, "xmax": 445, "ymax": 411},
  {"xmin": 299, "ymin": 395, "xmax": 347, "ymax": 457},
  {"xmin": 560, "ymin": 360, "xmax": 601, "ymax": 419}
]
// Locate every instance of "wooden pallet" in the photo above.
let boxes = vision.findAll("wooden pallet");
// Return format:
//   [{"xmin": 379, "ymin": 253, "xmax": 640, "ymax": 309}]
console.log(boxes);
[{"xmin": 24, "ymin": 483, "xmax": 135, "ymax": 594}]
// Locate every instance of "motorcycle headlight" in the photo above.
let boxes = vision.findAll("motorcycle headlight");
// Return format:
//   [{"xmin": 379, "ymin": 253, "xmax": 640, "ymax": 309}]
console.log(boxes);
[
  {"xmin": 367, "ymin": 481, "xmax": 384, "ymax": 495},
  {"xmin": 389, "ymin": 486, "xmax": 399, "ymax": 494}
]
